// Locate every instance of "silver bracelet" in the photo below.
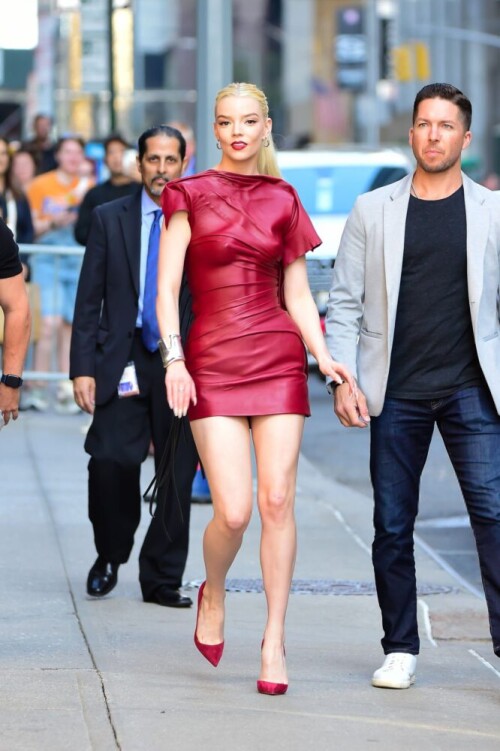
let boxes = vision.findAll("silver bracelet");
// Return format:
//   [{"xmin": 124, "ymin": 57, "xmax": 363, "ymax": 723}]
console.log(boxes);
[{"xmin": 158, "ymin": 334, "xmax": 185, "ymax": 369}]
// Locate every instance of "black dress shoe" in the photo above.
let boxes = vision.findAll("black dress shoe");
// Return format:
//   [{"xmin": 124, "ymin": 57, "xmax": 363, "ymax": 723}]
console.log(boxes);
[
  {"xmin": 144, "ymin": 586, "xmax": 193, "ymax": 608},
  {"xmin": 87, "ymin": 557, "xmax": 119, "ymax": 597}
]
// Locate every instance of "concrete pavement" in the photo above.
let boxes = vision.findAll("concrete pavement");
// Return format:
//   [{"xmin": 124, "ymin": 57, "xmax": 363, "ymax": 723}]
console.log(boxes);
[{"xmin": 1, "ymin": 410, "xmax": 499, "ymax": 751}]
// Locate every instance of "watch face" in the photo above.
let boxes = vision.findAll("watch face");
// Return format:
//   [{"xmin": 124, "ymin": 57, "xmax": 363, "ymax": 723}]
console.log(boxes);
[{"xmin": 1, "ymin": 374, "xmax": 23, "ymax": 388}]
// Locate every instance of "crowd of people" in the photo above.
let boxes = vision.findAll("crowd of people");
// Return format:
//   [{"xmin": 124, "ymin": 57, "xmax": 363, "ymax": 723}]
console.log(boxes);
[
  {"xmin": 0, "ymin": 117, "xmax": 194, "ymax": 413},
  {"xmin": 1, "ymin": 81, "xmax": 499, "ymax": 698}
]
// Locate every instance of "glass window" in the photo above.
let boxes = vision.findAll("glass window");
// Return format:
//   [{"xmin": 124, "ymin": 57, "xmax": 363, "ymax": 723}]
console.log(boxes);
[{"xmin": 280, "ymin": 165, "xmax": 408, "ymax": 215}]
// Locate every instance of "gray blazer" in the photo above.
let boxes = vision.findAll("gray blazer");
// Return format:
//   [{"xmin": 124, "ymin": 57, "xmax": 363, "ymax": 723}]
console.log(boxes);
[{"xmin": 325, "ymin": 172, "xmax": 500, "ymax": 416}]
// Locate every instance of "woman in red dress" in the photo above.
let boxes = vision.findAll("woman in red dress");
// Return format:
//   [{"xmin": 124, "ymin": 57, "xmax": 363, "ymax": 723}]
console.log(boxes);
[{"xmin": 157, "ymin": 82, "xmax": 353, "ymax": 694}]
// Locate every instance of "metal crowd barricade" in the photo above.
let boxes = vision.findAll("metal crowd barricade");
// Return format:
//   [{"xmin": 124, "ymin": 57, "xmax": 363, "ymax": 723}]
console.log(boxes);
[
  {"xmin": 17, "ymin": 243, "xmax": 85, "ymax": 383},
  {"xmin": 13, "ymin": 245, "xmax": 330, "ymax": 381}
]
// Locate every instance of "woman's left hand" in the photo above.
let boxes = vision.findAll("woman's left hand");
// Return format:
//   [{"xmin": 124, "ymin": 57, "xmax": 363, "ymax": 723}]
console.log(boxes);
[{"xmin": 317, "ymin": 357, "xmax": 356, "ymax": 394}]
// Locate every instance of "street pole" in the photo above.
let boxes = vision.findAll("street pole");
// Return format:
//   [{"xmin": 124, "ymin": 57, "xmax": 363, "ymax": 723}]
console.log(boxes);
[
  {"xmin": 196, "ymin": 0, "xmax": 233, "ymax": 171},
  {"xmin": 107, "ymin": 0, "xmax": 116, "ymax": 132},
  {"xmin": 365, "ymin": 0, "xmax": 380, "ymax": 145}
]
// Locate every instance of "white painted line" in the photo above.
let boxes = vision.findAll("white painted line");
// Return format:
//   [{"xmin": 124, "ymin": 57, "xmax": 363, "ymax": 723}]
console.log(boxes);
[
  {"xmin": 417, "ymin": 598, "xmax": 438, "ymax": 647},
  {"xmin": 302, "ymin": 452, "xmax": 484, "ymax": 601},
  {"xmin": 322, "ymin": 501, "xmax": 484, "ymax": 600},
  {"xmin": 414, "ymin": 532, "xmax": 484, "ymax": 600},
  {"xmin": 322, "ymin": 504, "xmax": 372, "ymax": 556},
  {"xmin": 468, "ymin": 649, "xmax": 500, "ymax": 679},
  {"xmin": 416, "ymin": 515, "xmax": 470, "ymax": 529},
  {"xmin": 221, "ymin": 703, "xmax": 500, "ymax": 739}
]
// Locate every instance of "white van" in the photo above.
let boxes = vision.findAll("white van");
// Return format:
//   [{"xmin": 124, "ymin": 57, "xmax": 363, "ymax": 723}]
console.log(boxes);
[{"xmin": 277, "ymin": 147, "xmax": 413, "ymax": 315}]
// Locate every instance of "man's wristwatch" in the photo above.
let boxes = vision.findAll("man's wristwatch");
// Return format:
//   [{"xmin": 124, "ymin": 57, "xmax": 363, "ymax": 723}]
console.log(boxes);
[
  {"xmin": 326, "ymin": 379, "xmax": 345, "ymax": 396},
  {"xmin": 1, "ymin": 374, "xmax": 23, "ymax": 388}
]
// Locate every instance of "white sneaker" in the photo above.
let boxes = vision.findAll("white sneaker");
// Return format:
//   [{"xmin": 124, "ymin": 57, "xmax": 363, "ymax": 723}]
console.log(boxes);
[
  {"xmin": 371, "ymin": 653, "xmax": 417, "ymax": 689},
  {"xmin": 20, "ymin": 388, "xmax": 49, "ymax": 412},
  {"xmin": 55, "ymin": 379, "xmax": 81, "ymax": 415}
]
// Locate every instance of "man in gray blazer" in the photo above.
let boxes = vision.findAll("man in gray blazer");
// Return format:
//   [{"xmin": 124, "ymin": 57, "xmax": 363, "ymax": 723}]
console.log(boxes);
[{"xmin": 326, "ymin": 83, "xmax": 500, "ymax": 689}]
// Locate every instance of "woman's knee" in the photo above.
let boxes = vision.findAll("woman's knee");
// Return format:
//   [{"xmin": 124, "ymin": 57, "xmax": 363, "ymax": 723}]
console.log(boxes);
[
  {"xmin": 259, "ymin": 486, "xmax": 293, "ymax": 525},
  {"xmin": 215, "ymin": 507, "xmax": 251, "ymax": 536}
]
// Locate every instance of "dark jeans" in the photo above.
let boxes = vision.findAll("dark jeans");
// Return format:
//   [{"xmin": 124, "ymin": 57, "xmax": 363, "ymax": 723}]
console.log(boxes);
[{"xmin": 370, "ymin": 385, "xmax": 500, "ymax": 658}]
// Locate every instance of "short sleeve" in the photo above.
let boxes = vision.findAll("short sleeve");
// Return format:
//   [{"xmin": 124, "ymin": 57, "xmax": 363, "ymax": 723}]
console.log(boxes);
[
  {"xmin": 282, "ymin": 188, "xmax": 322, "ymax": 267},
  {"xmin": 162, "ymin": 180, "xmax": 191, "ymax": 227},
  {"xmin": 0, "ymin": 218, "xmax": 23, "ymax": 279},
  {"xmin": 26, "ymin": 174, "xmax": 48, "ymax": 217}
]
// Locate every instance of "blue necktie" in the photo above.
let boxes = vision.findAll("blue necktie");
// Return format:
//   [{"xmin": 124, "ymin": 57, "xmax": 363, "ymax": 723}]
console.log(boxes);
[{"xmin": 142, "ymin": 209, "xmax": 162, "ymax": 352}]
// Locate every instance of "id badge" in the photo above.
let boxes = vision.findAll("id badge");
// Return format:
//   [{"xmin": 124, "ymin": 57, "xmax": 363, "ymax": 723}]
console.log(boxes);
[{"xmin": 117, "ymin": 361, "xmax": 140, "ymax": 398}]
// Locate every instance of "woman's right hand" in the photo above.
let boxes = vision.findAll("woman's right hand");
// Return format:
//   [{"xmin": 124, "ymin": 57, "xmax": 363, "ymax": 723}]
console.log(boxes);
[{"xmin": 165, "ymin": 360, "xmax": 197, "ymax": 418}]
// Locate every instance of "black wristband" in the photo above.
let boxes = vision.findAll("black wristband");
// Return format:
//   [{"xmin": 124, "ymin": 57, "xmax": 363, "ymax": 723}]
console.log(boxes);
[
  {"xmin": 1, "ymin": 373, "xmax": 23, "ymax": 388},
  {"xmin": 325, "ymin": 379, "xmax": 345, "ymax": 396}
]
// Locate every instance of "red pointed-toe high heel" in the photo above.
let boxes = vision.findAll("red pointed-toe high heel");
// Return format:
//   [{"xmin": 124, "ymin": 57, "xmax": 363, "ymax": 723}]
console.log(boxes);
[
  {"xmin": 257, "ymin": 679, "xmax": 288, "ymax": 696},
  {"xmin": 257, "ymin": 640, "xmax": 288, "ymax": 695},
  {"xmin": 194, "ymin": 581, "xmax": 224, "ymax": 668}
]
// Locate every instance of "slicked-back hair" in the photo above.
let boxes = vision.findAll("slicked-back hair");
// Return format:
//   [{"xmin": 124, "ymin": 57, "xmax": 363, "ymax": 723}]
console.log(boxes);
[
  {"xmin": 412, "ymin": 83, "xmax": 472, "ymax": 131},
  {"xmin": 137, "ymin": 125, "xmax": 186, "ymax": 162}
]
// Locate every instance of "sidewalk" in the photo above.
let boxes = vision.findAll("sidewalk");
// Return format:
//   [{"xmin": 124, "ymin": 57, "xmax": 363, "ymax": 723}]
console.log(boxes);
[{"xmin": 1, "ymin": 411, "xmax": 499, "ymax": 751}]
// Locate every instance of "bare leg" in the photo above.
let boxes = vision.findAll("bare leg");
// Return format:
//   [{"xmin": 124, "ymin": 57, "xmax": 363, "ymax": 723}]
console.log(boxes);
[
  {"xmin": 190, "ymin": 416, "xmax": 253, "ymax": 645},
  {"xmin": 252, "ymin": 414, "xmax": 304, "ymax": 685},
  {"xmin": 58, "ymin": 320, "xmax": 72, "ymax": 373}
]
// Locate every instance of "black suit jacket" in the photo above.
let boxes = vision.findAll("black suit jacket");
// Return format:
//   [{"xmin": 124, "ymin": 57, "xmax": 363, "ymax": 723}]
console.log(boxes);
[{"xmin": 70, "ymin": 188, "xmax": 192, "ymax": 405}]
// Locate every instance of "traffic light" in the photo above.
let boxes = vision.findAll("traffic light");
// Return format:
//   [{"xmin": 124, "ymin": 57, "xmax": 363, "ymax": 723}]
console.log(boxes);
[
  {"xmin": 414, "ymin": 42, "xmax": 430, "ymax": 80},
  {"xmin": 392, "ymin": 45, "xmax": 412, "ymax": 82},
  {"xmin": 392, "ymin": 41, "xmax": 431, "ymax": 82}
]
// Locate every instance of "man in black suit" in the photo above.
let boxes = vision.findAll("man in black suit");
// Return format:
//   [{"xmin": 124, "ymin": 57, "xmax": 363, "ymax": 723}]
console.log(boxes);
[{"xmin": 70, "ymin": 125, "xmax": 198, "ymax": 607}]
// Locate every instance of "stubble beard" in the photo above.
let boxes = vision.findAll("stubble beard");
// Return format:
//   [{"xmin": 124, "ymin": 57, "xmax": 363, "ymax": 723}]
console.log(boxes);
[{"xmin": 416, "ymin": 152, "xmax": 461, "ymax": 174}]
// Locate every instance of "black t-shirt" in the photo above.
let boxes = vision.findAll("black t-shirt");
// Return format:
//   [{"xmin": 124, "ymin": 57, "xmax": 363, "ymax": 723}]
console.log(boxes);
[
  {"xmin": 21, "ymin": 139, "xmax": 58, "ymax": 175},
  {"xmin": 386, "ymin": 186, "xmax": 484, "ymax": 399},
  {"xmin": 0, "ymin": 217, "xmax": 23, "ymax": 279}
]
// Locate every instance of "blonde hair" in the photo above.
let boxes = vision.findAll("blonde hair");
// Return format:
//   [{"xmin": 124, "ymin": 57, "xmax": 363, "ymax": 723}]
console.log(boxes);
[{"xmin": 214, "ymin": 82, "xmax": 281, "ymax": 178}]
